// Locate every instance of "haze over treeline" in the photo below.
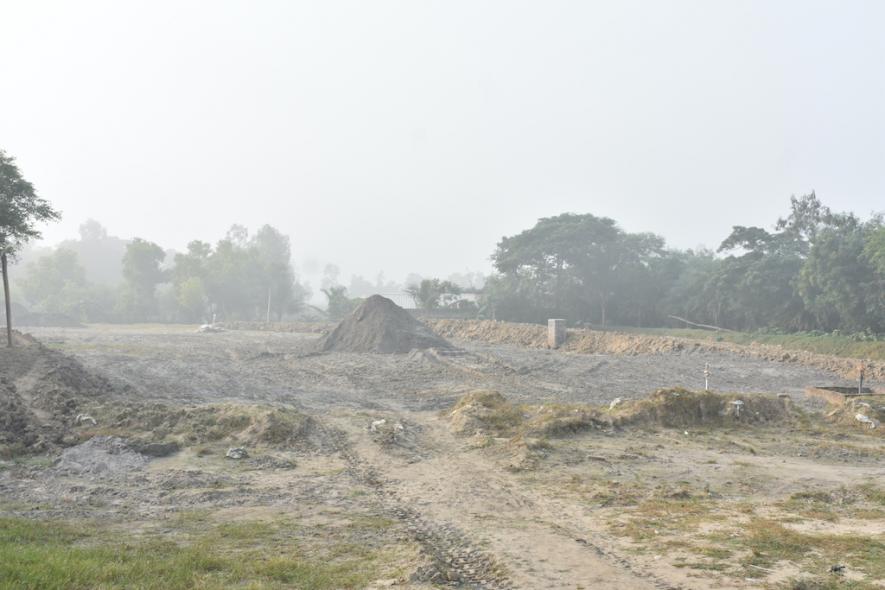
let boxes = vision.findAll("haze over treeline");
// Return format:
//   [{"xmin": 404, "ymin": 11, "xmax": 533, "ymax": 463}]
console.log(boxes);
[
  {"xmin": 10, "ymin": 193, "xmax": 885, "ymax": 335},
  {"xmin": 2, "ymin": 2, "xmax": 884, "ymax": 284}
]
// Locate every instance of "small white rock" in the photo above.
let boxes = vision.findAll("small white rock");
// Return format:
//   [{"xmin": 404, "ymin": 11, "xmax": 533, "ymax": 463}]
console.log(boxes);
[{"xmin": 225, "ymin": 447, "xmax": 249, "ymax": 459}]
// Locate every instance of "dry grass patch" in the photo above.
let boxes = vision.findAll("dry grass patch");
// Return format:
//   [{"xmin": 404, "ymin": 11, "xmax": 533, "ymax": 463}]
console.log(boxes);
[
  {"xmin": 741, "ymin": 519, "xmax": 884, "ymax": 579},
  {"xmin": 448, "ymin": 388, "xmax": 795, "ymax": 443},
  {"xmin": 84, "ymin": 402, "xmax": 330, "ymax": 454},
  {"xmin": 447, "ymin": 390, "xmax": 524, "ymax": 437},
  {"xmin": 825, "ymin": 397, "xmax": 885, "ymax": 436},
  {"xmin": 616, "ymin": 491, "xmax": 717, "ymax": 543}
]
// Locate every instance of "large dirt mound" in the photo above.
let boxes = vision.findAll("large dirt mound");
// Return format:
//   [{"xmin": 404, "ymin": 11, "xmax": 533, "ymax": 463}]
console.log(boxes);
[
  {"xmin": 0, "ymin": 331, "xmax": 119, "ymax": 457},
  {"xmin": 317, "ymin": 295, "xmax": 452, "ymax": 354}
]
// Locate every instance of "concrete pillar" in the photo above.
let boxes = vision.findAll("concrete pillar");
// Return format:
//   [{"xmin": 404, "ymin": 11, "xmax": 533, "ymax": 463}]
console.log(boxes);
[{"xmin": 548, "ymin": 318, "xmax": 566, "ymax": 349}]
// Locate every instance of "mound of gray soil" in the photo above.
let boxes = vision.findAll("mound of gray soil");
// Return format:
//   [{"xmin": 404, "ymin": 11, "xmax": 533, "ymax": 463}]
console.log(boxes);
[
  {"xmin": 0, "ymin": 331, "xmax": 120, "ymax": 457},
  {"xmin": 55, "ymin": 436, "xmax": 149, "ymax": 477},
  {"xmin": 316, "ymin": 295, "xmax": 452, "ymax": 354}
]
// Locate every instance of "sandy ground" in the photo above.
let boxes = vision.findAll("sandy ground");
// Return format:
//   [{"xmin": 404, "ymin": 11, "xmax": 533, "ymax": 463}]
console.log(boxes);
[{"xmin": 2, "ymin": 324, "xmax": 882, "ymax": 589}]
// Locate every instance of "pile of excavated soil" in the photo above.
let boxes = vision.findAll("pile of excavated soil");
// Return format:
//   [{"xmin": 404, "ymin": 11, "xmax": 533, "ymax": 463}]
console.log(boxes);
[
  {"xmin": 446, "ymin": 388, "xmax": 795, "ymax": 472},
  {"xmin": 428, "ymin": 319, "xmax": 884, "ymax": 382},
  {"xmin": 55, "ymin": 436, "xmax": 149, "ymax": 477},
  {"xmin": 825, "ymin": 397, "xmax": 885, "ymax": 436},
  {"xmin": 317, "ymin": 295, "xmax": 452, "ymax": 354},
  {"xmin": 429, "ymin": 319, "xmax": 722, "ymax": 354},
  {"xmin": 608, "ymin": 387, "xmax": 792, "ymax": 429},
  {"xmin": 447, "ymin": 390, "xmax": 524, "ymax": 436},
  {"xmin": 89, "ymin": 402, "xmax": 337, "ymax": 454},
  {"xmin": 0, "ymin": 331, "xmax": 119, "ymax": 457},
  {"xmin": 447, "ymin": 388, "xmax": 794, "ymax": 440},
  {"xmin": 0, "ymin": 378, "xmax": 39, "ymax": 455}
]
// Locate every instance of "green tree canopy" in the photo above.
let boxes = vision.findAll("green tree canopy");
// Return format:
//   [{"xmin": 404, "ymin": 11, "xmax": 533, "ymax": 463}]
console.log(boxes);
[
  {"xmin": 119, "ymin": 238, "xmax": 167, "ymax": 321},
  {"xmin": 0, "ymin": 150, "xmax": 61, "ymax": 344},
  {"xmin": 0, "ymin": 150, "xmax": 60, "ymax": 257},
  {"xmin": 174, "ymin": 225, "xmax": 307, "ymax": 322},
  {"xmin": 19, "ymin": 249, "xmax": 88, "ymax": 316},
  {"xmin": 322, "ymin": 285, "xmax": 360, "ymax": 319},
  {"xmin": 491, "ymin": 213, "xmax": 664, "ymax": 326},
  {"xmin": 405, "ymin": 278, "xmax": 461, "ymax": 310}
]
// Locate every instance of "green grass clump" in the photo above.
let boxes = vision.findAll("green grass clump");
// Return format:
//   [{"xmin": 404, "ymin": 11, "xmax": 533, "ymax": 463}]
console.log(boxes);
[
  {"xmin": 448, "ymin": 390, "xmax": 525, "ymax": 436},
  {"xmin": 0, "ymin": 517, "xmax": 380, "ymax": 590},
  {"xmin": 779, "ymin": 485, "xmax": 885, "ymax": 522},
  {"xmin": 619, "ymin": 493, "xmax": 715, "ymax": 542},
  {"xmin": 733, "ymin": 519, "xmax": 885, "ymax": 583}
]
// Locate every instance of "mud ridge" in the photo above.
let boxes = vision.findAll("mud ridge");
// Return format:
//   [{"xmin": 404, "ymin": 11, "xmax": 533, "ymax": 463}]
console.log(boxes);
[{"xmin": 428, "ymin": 319, "xmax": 883, "ymax": 382}]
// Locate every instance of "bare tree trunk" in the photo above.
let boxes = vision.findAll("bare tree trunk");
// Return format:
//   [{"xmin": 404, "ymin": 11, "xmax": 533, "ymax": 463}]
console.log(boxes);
[{"xmin": 2, "ymin": 252, "xmax": 12, "ymax": 347}]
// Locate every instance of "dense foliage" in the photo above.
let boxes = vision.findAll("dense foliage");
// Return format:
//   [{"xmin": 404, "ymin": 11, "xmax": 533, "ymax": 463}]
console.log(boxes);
[
  {"xmin": 9, "ymin": 187, "xmax": 883, "ymax": 334},
  {"xmin": 17, "ymin": 223, "xmax": 308, "ymax": 323},
  {"xmin": 0, "ymin": 150, "xmax": 61, "ymax": 342},
  {"xmin": 0, "ymin": 150, "xmax": 61, "ymax": 258},
  {"xmin": 405, "ymin": 279, "xmax": 462, "ymax": 310},
  {"xmin": 484, "ymin": 194, "xmax": 885, "ymax": 334}
]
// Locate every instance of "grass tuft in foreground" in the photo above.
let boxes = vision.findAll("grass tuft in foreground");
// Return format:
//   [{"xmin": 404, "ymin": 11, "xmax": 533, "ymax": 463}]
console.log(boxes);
[{"xmin": 0, "ymin": 516, "xmax": 383, "ymax": 590}]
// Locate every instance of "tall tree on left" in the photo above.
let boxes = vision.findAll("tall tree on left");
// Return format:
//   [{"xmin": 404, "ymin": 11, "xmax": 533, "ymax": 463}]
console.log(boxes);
[{"xmin": 0, "ymin": 150, "xmax": 61, "ymax": 346}]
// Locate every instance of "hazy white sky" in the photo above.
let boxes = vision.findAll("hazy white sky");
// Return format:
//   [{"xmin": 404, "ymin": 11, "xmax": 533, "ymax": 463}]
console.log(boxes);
[{"xmin": 2, "ymin": 0, "xmax": 883, "ymax": 283}]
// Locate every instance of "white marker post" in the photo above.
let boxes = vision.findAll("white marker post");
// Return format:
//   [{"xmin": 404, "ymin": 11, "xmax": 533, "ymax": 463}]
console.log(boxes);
[
  {"xmin": 859, "ymin": 361, "xmax": 866, "ymax": 395},
  {"xmin": 704, "ymin": 363, "xmax": 710, "ymax": 392}
]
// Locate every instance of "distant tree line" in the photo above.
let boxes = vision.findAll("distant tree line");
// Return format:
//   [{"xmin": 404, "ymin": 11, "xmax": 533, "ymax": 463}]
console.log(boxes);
[
  {"xmin": 10, "ymin": 182, "xmax": 883, "ymax": 335},
  {"xmin": 16, "ymin": 222, "xmax": 308, "ymax": 323},
  {"xmin": 482, "ymin": 194, "xmax": 885, "ymax": 335}
]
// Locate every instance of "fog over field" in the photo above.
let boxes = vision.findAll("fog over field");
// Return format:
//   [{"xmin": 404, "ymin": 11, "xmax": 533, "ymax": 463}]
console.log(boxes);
[
  {"xmin": 2, "ymin": 3, "xmax": 885, "ymax": 590},
  {"xmin": 2, "ymin": 0, "xmax": 884, "ymax": 283}
]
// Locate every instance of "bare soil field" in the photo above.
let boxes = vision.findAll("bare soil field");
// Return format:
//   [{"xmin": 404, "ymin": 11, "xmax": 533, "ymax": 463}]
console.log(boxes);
[{"xmin": 1, "ymin": 322, "xmax": 882, "ymax": 589}]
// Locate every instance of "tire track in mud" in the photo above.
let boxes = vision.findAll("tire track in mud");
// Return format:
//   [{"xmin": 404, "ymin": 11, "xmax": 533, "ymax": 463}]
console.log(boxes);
[
  {"xmin": 314, "ymin": 415, "xmax": 681, "ymax": 590},
  {"xmin": 313, "ymin": 419, "xmax": 512, "ymax": 589}
]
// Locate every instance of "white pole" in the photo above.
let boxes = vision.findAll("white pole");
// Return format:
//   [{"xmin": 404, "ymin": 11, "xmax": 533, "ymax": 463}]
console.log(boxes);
[{"xmin": 266, "ymin": 286, "xmax": 272, "ymax": 324}]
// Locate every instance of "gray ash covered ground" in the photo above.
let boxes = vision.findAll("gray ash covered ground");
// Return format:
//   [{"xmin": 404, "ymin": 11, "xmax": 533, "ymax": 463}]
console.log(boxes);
[
  {"xmin": 0, "ymin": 331, "xmax": 119, "ymax": 456},
  {"xmin": 23, "ymin": 324, "xmax": 858, "ymax": 414},
  {"xmin": 2, "ymin": 324, "xmax": 880, "ymax": 589}
]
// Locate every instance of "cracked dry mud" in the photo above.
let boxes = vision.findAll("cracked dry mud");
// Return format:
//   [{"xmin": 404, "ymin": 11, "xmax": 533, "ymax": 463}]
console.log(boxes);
[{"xmin": 2, "ymin": 324, "xmax": 882, "ymax": 589}]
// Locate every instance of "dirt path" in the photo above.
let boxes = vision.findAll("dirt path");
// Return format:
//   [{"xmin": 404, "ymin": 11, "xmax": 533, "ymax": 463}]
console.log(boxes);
[{"xmin": 334, "ymin": 409, "xmax": 665, "ymax": 590}]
